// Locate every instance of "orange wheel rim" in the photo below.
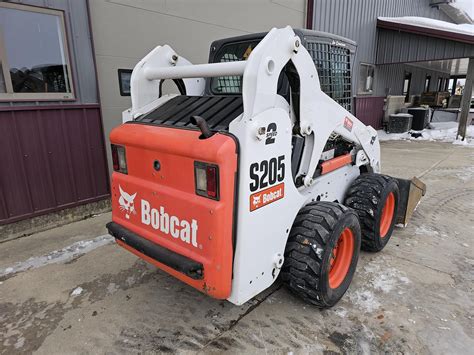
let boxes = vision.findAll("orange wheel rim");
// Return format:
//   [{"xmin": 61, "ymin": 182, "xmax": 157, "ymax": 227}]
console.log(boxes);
[
  {"xmin": 380, "ymin": 192, "xmax": 395, "ymax": 238},
  {"xmin": 329, "ymin": 227, "xmax": 354, "ymax": 289}
]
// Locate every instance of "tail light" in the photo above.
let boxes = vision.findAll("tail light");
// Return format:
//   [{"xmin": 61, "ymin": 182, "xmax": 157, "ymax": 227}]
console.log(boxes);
[
  {"xmin": 194, "ymin": 162, "xmax": 219, "ymax": 200},
  {"xmin": 111, "ymin": 144, "xmax": 128, "ymax": 174}
]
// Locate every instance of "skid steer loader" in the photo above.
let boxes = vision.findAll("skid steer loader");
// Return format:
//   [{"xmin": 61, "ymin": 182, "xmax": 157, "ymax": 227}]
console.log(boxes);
[{"xmin": 106, "ymin": 27, "xmax": 426, "ymax": 308}]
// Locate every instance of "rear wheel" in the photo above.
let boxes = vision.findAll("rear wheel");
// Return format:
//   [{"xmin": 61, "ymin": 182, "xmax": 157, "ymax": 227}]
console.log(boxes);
[
  {"xmin": 345, "ymin": 173, "xmax": 399, "ymax": 252},
  {"xmin": 281, "ymin": 202, "xmax": 361, "ymax": 308}
]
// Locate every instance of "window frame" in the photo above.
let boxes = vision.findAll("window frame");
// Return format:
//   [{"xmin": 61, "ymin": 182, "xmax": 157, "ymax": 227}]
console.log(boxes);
[
  {"xmin": 0, "ymin": 2, "xmax": 75, "ymax": 102},
  {"xmin": 357, "ymin": 63, "xmax": 375, "ymax": 96},
  {"xmin": 118, "ymin": 69, "xmax": 133, "ymax": 96}
]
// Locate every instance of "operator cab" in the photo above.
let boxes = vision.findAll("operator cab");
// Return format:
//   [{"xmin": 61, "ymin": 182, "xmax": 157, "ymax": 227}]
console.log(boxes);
[
  {"xmin": 206, "ymin": 29, "xmax": 356, "ymax": 113},
  {"xmin": 206, "ymin": 30, "xmax": 357, "ymax": 184}
]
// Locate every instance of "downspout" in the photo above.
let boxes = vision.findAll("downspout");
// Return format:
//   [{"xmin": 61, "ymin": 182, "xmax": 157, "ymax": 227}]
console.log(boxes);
[{"xmin": 306, "ymin": 0, "xmax": 314, "ymax": 30}]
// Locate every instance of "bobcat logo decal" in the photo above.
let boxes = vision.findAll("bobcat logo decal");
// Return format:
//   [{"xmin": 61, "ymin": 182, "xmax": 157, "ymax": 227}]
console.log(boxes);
[{"xmin": 118, "ymin": 185, "xmax": 137, "ymax": 219}]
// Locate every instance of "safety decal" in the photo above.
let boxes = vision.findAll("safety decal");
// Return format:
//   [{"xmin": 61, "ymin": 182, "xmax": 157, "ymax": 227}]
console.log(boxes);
[
  {"xmin": 250, "ymin": 183, "xmax": 285, "ymax": 212},
  {"xmin": 343, "ymin": 116, "xmax": 353, "ymax": 132}
]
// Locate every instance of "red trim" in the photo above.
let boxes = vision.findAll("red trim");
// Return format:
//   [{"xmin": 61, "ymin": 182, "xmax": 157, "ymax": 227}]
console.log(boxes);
[
  {"xmin": 321, "ymin": 154, "xmax": 353, "ymax": 175},
  {"xmin": 0, "ymin": 104, "xmax": 100, "ymax": 112},
  {"xmin": 377, "ymin": 19, "xmax": 474, "ymax": 45},
  {"xmin": 306, "ymin": 0, "xmax": 314, "ymax": 30}
]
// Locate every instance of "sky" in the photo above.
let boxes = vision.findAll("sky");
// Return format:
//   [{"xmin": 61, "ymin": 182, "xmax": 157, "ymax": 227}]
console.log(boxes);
[{"xmin": 453, "ymin": 0, "xmax": 474, "ymax": 20}]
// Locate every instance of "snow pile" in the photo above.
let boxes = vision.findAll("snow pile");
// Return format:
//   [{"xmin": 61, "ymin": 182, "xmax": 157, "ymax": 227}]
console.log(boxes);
[
  {"xmin": 0, "ymin": 234, "xmax": 114, "ymax": 278},
  {"xmin": 378, "ymin": 122, "xmax": 474, "ymax": 146},
  {"xmin": 71, "ymin": 287, "xmax": 84, "ymax": 296},
  {"xmin": 378, "ymin": 16, "xmax": 474, "ymax": 36}
]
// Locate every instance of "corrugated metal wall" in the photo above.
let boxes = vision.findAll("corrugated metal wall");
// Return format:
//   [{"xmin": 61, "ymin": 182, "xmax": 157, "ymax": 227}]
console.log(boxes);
[
  {"xmin": 0, "ymin": 106, "xmax": 109, "ymax": 223},
  {"xmin": 376, "ymin": 63, "xmax": 450, "ymax": 96},
  {"xmin": 311, "ymin": 0, "xmax": 453, "ymax": 97},
  {"xmin": 377, "ymin": 28, "xmax": 474, "ymax": 65},
  {"xmin": 0, "ymin": 0, "xmax": 109, "ymax": 225}
]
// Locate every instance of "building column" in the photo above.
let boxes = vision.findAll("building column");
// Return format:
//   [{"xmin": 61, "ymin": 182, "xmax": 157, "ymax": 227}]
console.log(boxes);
[{"xmin": 457, "ymin": 58, "xmax": 474, "ymax": 141}]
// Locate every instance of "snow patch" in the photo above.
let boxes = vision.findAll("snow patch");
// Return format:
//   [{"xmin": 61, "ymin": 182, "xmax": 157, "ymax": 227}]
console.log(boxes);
[
  {"xmin": 14, "ymin": 336, "xmax": 25, "ymax": 349},
  {"xmin": 71, "ymin": 287, "xmax": 84, "ymax": 296},
  {"xmin": 378, "ymin": 122, "xmax": 474, "ymax": 147},
  {"xmin": 415, "ymin": 225, "xmax": 440, "ymax": 237},
  {"xmin": 349, "ymin": 289, "xmax": 381, "ymax": 313},
  {"xmin": 107, "ymin": 283, "xmax": 120, "ymax": 294},
  {"xmin": 0, "ymin": 234, "xmax": 114, "ymax": 278},
  {"xmin": 364, "ymin": 262, "xmax": 411, "ymax": 293},
  {"xmin": 333, "ymin": 306, "xmax": 348, "ymax": 318},
  {"xmin": 455, "ymin": 166, "xmax": 474, "ymax": 182}
]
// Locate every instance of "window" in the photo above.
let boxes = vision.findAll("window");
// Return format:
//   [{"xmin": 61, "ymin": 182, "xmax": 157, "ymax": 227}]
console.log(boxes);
[
  {"xmin": 403, "ymin": 72, "xmax": 412, "ymax": 102},
  {"xmin": 118, "ymin": 69, "xmax": 132, "ymax": 96},
  {"xmin": 437, "ymin": 77, "xmax": 443, "ymax": 92},
  {"xmin": 0, "ymin": 3, "xmax": 74, "ymax": 101},
  {"xmin": 424, "ymin": 75, "xmax": 431, "ymax": 92},
  {"xmin": 210, "ymin": 40, "xmax": 260, "ymax": 94},
  {"xmin": 358, "ymin": 63, "xmax": 375, "ymax": 95},
  {"xmin": 448, "ymin": 78, "xmax": 455, "ymax": 94}
]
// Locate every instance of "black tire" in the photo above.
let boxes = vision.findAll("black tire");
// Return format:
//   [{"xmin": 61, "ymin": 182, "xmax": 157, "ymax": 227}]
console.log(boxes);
[
  {"xmin": 345, "ymin": 173, "xmax": 400, "ymax": 252},
  {"xmin": 281, "ymin": 202, "xmax": 361, "ymax": 308}
]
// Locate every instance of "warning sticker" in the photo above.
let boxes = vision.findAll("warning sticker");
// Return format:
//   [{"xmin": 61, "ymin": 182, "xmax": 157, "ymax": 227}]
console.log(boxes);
[
  {"xmin": 250, "ymin": 183, "xmax": 285, "ymax": 212},
  {"xmin": 343, "ymin": 116, "xmax": 353, "ymax": 132}
]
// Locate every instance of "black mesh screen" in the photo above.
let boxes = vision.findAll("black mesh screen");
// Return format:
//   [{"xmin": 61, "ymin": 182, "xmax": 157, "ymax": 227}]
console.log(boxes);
[{"xmin": 306, "ymin": 42, "xmax": 352, "ymax": 112}]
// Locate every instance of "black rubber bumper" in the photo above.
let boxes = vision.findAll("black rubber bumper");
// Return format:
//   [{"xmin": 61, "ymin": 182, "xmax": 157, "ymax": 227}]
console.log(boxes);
[{"xmin": 106, "ymin": 222, "xmax": 204, "ymax": 280}]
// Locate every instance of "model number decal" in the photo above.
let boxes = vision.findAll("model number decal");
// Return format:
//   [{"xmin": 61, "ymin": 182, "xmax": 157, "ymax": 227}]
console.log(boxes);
[
  {"xmin": 249, "ymin": 155, "xmax": 285, "ymax": 192},
  {"xmin": 265, "ymin": 123, "xmax": 277, "ymax": 145}
]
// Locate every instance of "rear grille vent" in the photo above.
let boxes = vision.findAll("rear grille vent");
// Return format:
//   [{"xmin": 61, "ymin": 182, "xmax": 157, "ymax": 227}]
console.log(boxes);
[{"xmin": 135, "ymin": 95, "xmax": 244, "ymax": 131}]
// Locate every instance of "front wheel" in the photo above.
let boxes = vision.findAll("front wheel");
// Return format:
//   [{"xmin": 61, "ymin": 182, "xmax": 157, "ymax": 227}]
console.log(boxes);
[
  {"xmin": 281, "ymin": 202, "xmax": 361, "ymax": 308},
  {"xmin": 345, "ymin": 173, "xmax": 400, "ymax": 252}
]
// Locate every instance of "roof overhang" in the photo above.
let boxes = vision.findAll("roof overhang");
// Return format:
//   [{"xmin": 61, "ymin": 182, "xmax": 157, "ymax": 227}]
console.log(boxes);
[{"xmin": 377, "ymin": 17, "xmax": 474, "ymax": 44}]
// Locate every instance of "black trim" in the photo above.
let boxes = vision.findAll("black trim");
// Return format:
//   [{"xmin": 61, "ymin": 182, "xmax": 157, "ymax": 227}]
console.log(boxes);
[
  {"xmin": 107, "ymin": 222, "xmax": 204, "ymax": 280},
  {"xmin": 118, "ymin": 69, "xmax": 132, "ymax": 96}
]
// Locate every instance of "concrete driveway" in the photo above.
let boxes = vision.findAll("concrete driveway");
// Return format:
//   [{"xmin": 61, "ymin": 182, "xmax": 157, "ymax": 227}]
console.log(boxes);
[{"xmin": 1, "ymin": 141, "xmax": 473, "ymax": 354}]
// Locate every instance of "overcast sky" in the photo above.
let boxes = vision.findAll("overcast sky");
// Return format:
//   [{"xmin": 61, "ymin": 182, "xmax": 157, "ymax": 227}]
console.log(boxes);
[{"xmin": 454, "ymin": 0, "xmax": 474, "ymax": 19}]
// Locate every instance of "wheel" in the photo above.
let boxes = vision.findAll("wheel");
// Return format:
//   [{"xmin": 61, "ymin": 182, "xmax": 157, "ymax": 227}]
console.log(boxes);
[
  {"xmin": 281, "ymin": 202, "xmax": 361, "ymax": 308},
  {"xmin": 345, "ymin": 173, "xmax": 400, "ymax": 252}
]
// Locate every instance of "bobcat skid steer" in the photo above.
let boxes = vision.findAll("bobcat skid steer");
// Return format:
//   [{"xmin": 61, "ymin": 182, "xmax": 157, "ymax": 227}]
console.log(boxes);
[{"xmin": 106, "ymin": 26, "xmax": 425, "ymax": 308}]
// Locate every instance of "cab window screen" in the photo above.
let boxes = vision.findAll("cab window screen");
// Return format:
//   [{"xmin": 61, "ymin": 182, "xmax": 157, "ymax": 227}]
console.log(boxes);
[{"xmin": 210, "ymin": 41, "xmax": 259, "ymax": 94}]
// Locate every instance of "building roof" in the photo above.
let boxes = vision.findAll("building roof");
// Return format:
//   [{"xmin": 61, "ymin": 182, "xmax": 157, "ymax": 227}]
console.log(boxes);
[{"xmin": 377, "ymin": 16, "xmax": 474, "ymax": 44}]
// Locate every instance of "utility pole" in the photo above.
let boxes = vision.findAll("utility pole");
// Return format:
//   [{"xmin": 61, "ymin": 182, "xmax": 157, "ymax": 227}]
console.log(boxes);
[{"xmin": 457, "ymin": 58, "xmax": 474, "ymax": 141}]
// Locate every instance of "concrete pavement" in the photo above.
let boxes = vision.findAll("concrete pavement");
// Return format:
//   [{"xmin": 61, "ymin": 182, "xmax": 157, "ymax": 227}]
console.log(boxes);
[{"xmin": 1, "ymin": 141, "xmax": 473, "ymax": 354}]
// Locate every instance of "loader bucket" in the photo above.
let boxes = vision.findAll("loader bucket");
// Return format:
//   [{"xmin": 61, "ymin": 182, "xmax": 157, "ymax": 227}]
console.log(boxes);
[{"xmin": 395, "ymin": 177, "xmax": 427, "ymax": 226}]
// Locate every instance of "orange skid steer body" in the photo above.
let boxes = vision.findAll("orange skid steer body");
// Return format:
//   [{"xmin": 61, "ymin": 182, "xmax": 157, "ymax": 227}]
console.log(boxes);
[
  {"xmin": 106, "ymin": 27, "xmax": 426, "ymax": 308},
  {"xmin": 109, "ymin": 124, "xmax": 238, "ymax": 298}
]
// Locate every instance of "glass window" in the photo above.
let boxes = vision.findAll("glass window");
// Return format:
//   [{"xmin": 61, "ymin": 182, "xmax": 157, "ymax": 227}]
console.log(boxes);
[
  {"xmin": 358, "ymin": 63, "xmax": 375, "ymax": 95},
  {"xmin": 0, "ymin": 2, "xmax": 74, "ymax": 101},
  {"xmin": 210, "ymin": 40, "xmax": 260, "ymax": 94},
  {"xmin": 403, "ymin": 72, "xmax": 412, "ymax": 103},
  {"xmin": 118, "ymin": 69, "xmax": 132, "ymax": 96},
  {"xmin": 424, "ymin": 75, "xmax": 431, "ymax": 92},
  {"xmin": 437, "ymin": 77, "xmax": 443, "ymax": 92}
]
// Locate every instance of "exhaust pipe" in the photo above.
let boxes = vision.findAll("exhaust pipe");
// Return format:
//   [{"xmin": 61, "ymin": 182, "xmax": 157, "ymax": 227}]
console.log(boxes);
[{"xmin": 190, "ymin": 115, "xmax": 213, "ymax": 139}]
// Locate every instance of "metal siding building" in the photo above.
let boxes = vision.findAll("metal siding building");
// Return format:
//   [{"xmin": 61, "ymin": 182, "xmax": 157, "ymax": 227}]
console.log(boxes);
[
  {"xmin": 310, "ymin": 0, "xmax": 472, "ymax": 128},
  {"xmin": 0, "ymin": 0, "xmax": 109, "ymax": 225}
]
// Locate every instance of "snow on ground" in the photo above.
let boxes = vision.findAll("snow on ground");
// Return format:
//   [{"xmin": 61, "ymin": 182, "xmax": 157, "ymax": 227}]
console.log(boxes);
[
  {"xmin": 378, "ymin": 122, "xmax": 474, "ymax": 147},
  {"xmin": 0, "ymin": 234, "xmax": 114, "ymax": 279}
]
